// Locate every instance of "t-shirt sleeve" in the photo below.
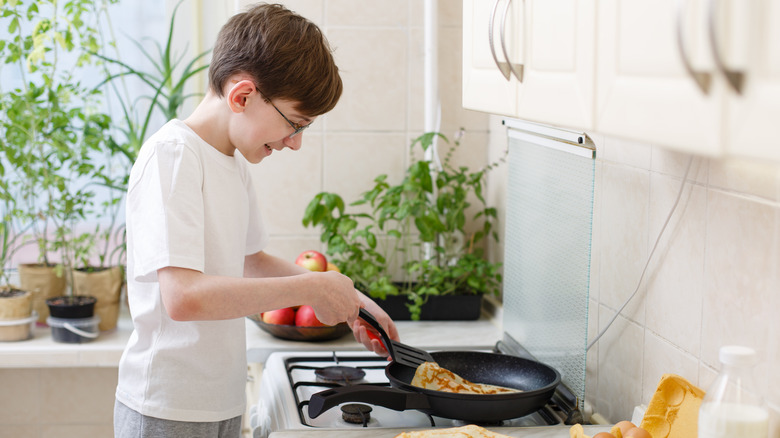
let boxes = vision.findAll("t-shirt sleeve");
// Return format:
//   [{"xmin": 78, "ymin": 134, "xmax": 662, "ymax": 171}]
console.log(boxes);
[{"xmin": 127, "ymin": 141, "xmax": 206, "ymax": 282}]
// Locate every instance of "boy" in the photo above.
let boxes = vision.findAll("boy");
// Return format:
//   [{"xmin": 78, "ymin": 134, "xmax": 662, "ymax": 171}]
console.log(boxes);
[{"xmin": 114, "ymin": 4, "xmax": 398, "ymax": 437}]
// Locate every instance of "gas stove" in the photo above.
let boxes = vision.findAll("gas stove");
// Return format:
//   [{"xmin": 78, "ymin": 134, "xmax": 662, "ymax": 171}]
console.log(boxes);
[{"xmin": 249, "ymin": 342, "xmax": 583, "ymax": 437}]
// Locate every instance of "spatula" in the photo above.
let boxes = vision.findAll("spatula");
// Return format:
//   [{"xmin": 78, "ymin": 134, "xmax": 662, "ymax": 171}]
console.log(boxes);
[{"xmin": 359, "ymin": 308, "xmax": 435, "ymax": 369}]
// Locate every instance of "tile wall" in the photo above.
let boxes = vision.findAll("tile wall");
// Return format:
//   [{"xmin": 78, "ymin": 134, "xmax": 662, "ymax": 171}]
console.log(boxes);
[
  {"xmin": 487, "ymin": 118, "xmax": 780, "ymax": 433},
  {"xmin": 245, "ymin": 0, "xmax": 491, "ymax": 262}
]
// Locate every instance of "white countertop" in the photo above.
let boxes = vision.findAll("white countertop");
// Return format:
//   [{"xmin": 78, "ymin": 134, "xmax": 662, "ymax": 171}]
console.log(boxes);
[
  {"xmin": 245, "ymin": 315, "xmax": 504, "ymax": 363},
  {"xmin": 268, "ymin": 425, "xmax": 611, "ymax": 437},
  {"xmin": 0, "ymin": 307, "xmax": 503, "ymax": 368},
  {"xmin": 0, "ymin": 313, "xmax": 133, "ymax": 368}
]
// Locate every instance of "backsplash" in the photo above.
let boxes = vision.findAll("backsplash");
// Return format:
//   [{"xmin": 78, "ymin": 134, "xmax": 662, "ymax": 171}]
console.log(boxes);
[{"xmin": 489, "ymin": 118, "xmax": 779, "ymax": 432}]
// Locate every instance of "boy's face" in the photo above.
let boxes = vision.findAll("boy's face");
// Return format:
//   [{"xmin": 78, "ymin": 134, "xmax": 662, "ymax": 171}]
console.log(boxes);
[{"xmin": 226, "ymin": 79, "xmax": 316, "ymax": 164}]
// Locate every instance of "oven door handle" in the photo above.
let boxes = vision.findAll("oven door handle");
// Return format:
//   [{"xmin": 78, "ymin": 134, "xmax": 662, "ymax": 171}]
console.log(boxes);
[{"xmin": 308, "ymin": 385, "xmax": 430, "ymax": 418}]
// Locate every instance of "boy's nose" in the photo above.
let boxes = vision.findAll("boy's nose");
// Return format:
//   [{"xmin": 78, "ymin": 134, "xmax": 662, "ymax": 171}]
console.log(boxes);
[{"xmin": 282, "ymin": 134, "xmax": 303, "ymax": 151}]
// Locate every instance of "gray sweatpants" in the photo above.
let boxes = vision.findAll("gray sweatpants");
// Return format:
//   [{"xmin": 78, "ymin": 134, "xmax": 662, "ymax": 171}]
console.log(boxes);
[{"xmin": 114, "ymin": 400, "xmax": 242, "ymax": 438}]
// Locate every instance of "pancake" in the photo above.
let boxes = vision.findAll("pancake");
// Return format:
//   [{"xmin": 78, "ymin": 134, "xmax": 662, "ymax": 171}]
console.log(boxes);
[
  {"xmin": 395, "ymin": 424, "xmax": 512, "ymax": 437},
  {"xmin": 410, "ymin": 361, "xmax": 521, "ymax": 395}
]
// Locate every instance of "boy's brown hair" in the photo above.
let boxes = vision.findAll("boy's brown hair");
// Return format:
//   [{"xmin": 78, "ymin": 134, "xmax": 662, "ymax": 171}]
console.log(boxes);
[{"xmin": 209, "ymin": 3, "xmax": 342, "ymax": 117}]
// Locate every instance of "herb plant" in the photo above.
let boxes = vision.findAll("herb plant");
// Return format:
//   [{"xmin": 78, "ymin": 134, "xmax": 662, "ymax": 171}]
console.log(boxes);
[{"xmin": 303, "ymin": 131, "xmax": 504, "ymax": 319}]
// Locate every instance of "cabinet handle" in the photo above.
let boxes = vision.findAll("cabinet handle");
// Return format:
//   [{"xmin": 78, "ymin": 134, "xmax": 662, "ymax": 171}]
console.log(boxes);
[
  {"xmin": 499, "ymin": 0, "xmax": 525, "ymax": 82},
  {"xmin": 708, "ymin": 0, "xmax": 745, "ymax": 94},
  {"xmin": 489, "ymin": 0, "xmax": 512, "ymax": 80},
  {"xmin": 676, "ymin": 0, "xmax": 712, "ymax": 94}
]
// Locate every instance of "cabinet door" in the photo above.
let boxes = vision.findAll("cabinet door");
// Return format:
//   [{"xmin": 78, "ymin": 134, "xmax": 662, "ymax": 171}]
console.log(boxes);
[
  {"xmin": 595, "ymin": 0, "xmax": 724, "ymax": 156},
  {"xmin": 462, "ymin": 0, "xmax": 520, "ymax": 117},
  {"xmin": 515, "ymin": 0, "xmax": 596, "ymax": 131},
  {"xmin": 726, "ymin": 0, "xmax": 780, "ymax": 162}
]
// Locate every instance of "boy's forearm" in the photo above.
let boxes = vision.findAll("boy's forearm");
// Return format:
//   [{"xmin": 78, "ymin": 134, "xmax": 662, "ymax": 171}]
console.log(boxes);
[
  {"xmin": 243, "ymin": 250, "xmax": 309, "ymax": 278},
  {"xmin": 158, "ymin": 265, "xmax": 314, "ymax": 321}
]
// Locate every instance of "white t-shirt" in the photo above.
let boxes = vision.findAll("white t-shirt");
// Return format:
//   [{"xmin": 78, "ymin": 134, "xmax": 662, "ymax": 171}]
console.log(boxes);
[{"xmin": 116, "ymin": 120, "xmax": 268, "ymax": 422}]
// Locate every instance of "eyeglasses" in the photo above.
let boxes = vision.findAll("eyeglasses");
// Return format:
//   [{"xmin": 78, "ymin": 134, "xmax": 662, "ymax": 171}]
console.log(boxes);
[{"xmin": 257, "ymin": 89, "xmax": 311, "ymax": 139}]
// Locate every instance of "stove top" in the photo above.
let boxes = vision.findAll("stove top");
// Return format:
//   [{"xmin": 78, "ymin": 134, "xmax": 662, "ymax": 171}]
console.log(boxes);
[{"xmin": 250, "ymin": 347, "xmax": 583, "ymax": 437}]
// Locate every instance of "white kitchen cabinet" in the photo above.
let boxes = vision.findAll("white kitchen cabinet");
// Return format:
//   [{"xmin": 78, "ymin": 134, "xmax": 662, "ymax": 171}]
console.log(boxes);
[
  {"xmin": 596, "ymin": 0, "xmax": 778, "ymax": 159},
  {"xmin": 462, "ymin": 0, "xmax": 596, "ymax": 130},
  {"xmin": 462, "ymin": 0, "xmax": 520, "ymax": 117},
  {"xmin": 513, "ymin": 0, "xmax": 595, "ymax": 130},
  {"xmin": 464, "ymin": 0, "xmax": 780, "ymax": 162},
  {"xmin": 595, "ymin": 0, "xmax": 725, "ymax": 156},
  {"xmin": 725, "ymin": 0, "xmax": 780, "ymax": 162}
]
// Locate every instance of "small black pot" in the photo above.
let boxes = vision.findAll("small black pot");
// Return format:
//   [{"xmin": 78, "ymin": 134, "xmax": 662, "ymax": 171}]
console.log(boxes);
[{"xmin": 45, "ymin": 295, "xmax": 97, "ymax": 319}]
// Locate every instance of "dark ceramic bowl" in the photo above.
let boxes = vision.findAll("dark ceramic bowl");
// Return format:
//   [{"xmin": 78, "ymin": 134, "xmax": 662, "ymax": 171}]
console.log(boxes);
[{"xmin": 247, "ymin": 314, "xmax": 351, "ymax": 342}]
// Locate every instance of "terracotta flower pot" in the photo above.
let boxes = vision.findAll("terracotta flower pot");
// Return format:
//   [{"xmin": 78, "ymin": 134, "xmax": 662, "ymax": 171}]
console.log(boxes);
[
  {"xmin": 19, "ymin": 264, "xmax": 66, "ymax": 324},
  {"xmin": 72, "ymin": 266, "xmax": 124, "ymax": 331},
  {"xmin": 0, "ymin": 287, "xmax": 35, "ymax": 342}
]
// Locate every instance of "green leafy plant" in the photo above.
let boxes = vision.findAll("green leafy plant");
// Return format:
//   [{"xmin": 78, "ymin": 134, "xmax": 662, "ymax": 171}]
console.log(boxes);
[
  {"xmin": 81, "ymin": 0, "xmax": 209, "ymax": 268},
  {"xmin": 303, "ymin": 131, "xmax": 504, "ymax": 319},
  {"xmin": 0, "ymin": 0, "xmax": 118, "ymax": 284},
  {"xmin": 93, "ymin": 0, "xmax": 210, "ymax": 177}
]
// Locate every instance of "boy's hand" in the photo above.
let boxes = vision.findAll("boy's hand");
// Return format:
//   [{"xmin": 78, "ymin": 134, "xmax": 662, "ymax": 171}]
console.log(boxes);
[
  {"xmin": 351, "ymin": 293, "xmax": 399, "ymax": 358},
  {"xmin": 306, "ymin": 271, "xmax": 361, "ymax": 326}
]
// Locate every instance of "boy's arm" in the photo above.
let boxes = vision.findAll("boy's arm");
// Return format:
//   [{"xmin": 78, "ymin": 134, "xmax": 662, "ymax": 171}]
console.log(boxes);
[
  {"xmin": 243, "ymin": 250, "xmax": 400, "ymax": 356},
  {"xmin": 157, "ymin": 264, "xmax": 359, "ymax": 325}
]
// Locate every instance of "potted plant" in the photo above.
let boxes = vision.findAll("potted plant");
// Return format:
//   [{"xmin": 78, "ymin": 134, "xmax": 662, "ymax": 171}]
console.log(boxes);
[
  {"xmin": 0, "ymin": 189, "xmax": 36, "ymax": 341},
  {"xmin": 303, "ymin": 131, "xmax": 504, "ymax": 320},
  {"xmin": 75, "ymin": 0, "xmax": 210, "ymax": 325},
  {"xmin": 0, "ymin": 0, "xmax": 118, "ymax": 325}
]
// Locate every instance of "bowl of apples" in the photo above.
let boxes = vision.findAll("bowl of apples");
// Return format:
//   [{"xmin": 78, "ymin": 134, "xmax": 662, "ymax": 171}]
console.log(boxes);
[
  {"xmin": 248, "ymin": 305, "xmax": 351, "ymax": 342},
  {"xmin": 247, "ymin": 250, "xmax": 352, "ymax": 342}
]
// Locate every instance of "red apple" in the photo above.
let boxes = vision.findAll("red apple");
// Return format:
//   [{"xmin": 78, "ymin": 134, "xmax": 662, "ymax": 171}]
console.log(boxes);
[
  {"xmin": 295, "ymin": 250, "xmax": 327, "ymax": 272},
  {"xmin": 262, "ymin": 307, "xmax": 296, "ymax": 325},
  {"xmin": 295, "ymin": 305, "xmax": 327, "ymax": 327}
]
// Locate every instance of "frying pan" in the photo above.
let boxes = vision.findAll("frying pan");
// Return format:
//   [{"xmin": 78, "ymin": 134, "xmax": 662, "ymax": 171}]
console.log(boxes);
[{"xmin": 308, "ymin": 350, "xmax": 560, "ymax": 422}]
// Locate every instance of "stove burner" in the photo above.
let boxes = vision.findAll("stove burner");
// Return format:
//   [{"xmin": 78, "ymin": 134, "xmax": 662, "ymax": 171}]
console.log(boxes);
[
  {"xmin": 341, "ymin": 403, "xmax": 372, "ymax": 425},
  {"xmin": 314, "ymin": 366, "xmax": 366, "ymax": 384}
]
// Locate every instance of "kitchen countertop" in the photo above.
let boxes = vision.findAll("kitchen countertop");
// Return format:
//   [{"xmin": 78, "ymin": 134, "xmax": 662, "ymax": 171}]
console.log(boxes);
[
  {"xmin": 268, "ymin": 425, "xmax": 611, "ymax": 437},
  {"xmin": 0, "ymin": 305, "xmax": 503, "ymax": 367},
  {"xmin": 246, "ymin": 314, "xmax": 503, "ymax": 363},
  {"xmin": 0, "ymin": 314, "xmax": 133, "ymax": 368}
]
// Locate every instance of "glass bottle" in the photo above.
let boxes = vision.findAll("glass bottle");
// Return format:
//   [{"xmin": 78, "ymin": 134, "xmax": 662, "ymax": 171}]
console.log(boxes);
[{"xmin": 698, "ymin": 345, "xmax": 769, "ymax": 438}]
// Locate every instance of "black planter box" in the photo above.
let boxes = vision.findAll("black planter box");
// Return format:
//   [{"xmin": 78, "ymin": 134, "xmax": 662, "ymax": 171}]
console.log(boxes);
[{"xmin": 375, "ymin": 294, "xmax": 483, "ymax": 321}]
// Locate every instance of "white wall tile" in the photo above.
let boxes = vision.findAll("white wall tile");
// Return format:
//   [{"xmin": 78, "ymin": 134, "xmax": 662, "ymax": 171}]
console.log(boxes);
[
  {"xmin": 323, "ymin": 133, "xmax": 407, "ymax": 204},
  {"xmin": 599, "ymin": 135, "xmax": 652, "ymax": 169},
  {"xmin": 325, "ymin": 28, "xmax": 408, "ymax": 132},
  {"xmin": 641, "ymin": 333, "xmax": 700, "ymax": 404},
  {"xmin": 40, "ymin": 368, "xmax": 117, "ymax": 424},
  {"xmin": 644, "ymin": 175, "xmax": 705, "ymax": 355},
  {"xmin": 326, "ymin": 0, "xmax": 408, "ymax": 27},
  {"xmin": 252, "ymin": 134, "xmax": 324, "ymax": 236},
  {"xmin": 596, "ymin": 307, "xmax": 644, "ymax": 421},
  {"xmin": 0, "ymin": 369, "xmax": 40, "ymax": 424},
  {"xmin": 701, "ymin": 190, "xmax": 776, "ymax": 370},
  {"xmin": 709, "ymin": 157, "xmax": 780, "ymax": 201},
  {"xmin": 598, "ymin": 163, "xmax": 649, "ymax": 324}
]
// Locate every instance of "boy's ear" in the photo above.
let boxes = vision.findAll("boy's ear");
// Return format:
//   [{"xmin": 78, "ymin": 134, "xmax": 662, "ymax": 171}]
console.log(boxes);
[{"xmin": 226, "ymin": 79, "xmax": 257, "ymax": 113}]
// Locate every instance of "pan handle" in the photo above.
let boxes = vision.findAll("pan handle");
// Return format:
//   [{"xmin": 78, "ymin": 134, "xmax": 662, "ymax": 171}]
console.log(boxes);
[
  {"xmin": 358, "ymin": 308, "xmax": 397, "ymax": 361},
  {"xmin": 308, "ymin": 385, "xmax": 431, "ymax": 418}
]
